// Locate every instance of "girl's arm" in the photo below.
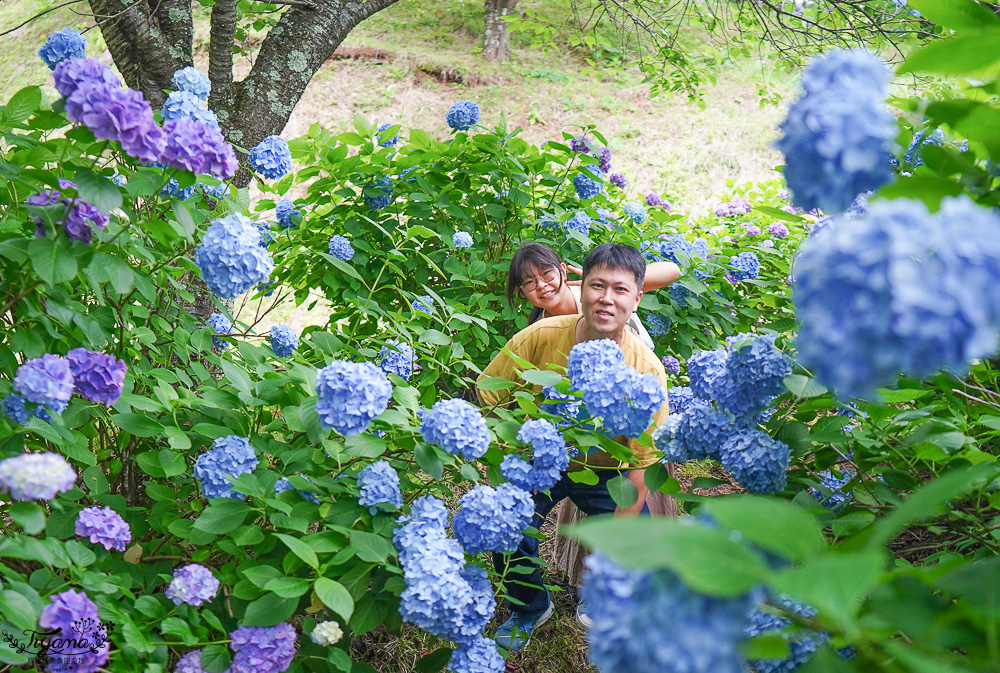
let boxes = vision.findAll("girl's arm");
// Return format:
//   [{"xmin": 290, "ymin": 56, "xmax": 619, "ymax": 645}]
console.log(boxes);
[{"xmin": 643, "ymin": 261, "xmax": 680, "ymax": 292}]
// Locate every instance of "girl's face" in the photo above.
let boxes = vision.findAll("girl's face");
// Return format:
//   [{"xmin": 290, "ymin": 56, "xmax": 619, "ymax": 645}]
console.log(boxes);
[{"xmin": 518, "ymin": 262, "xmax": 567, "ymax": 310}]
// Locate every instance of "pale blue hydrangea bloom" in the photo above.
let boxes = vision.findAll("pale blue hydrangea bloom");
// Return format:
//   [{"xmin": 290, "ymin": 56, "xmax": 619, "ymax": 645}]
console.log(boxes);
[
  {"xmin": 193, "ymin": 435, "xmax": 259, "ymax": 499},
  {"xmin": 453, "ymin": 231, "xmax": 474, "ymax": 248},
  {"xmin": 515, "ymin": 418, "xmax": 570, "ymax": 491},
  {"xmin": 328, "ymin": 234, "xmax": 355, "ymax": 261},
  {"xmin": 75, "ymin": 506, "xmax": 131, "ymax": 551},
  {"xmin": 269, "ymin": 324, "xmax": 298, "ymax": 357},
  {"xmin": 667, "ymin": 386, "xmax": 694, "ymax": 415},
  {"xmin": 275, "ymin": 199, "xmax": 300, "ymax": 229},
  {"xmin": 449, "ymin": 635, "xmax": 505, "ymax": 673},
  {"xmin": 161, "ymin": 90, "xmax": 219, "ymax": 130},
  {"xmin": 413, "ymin": 294, "xmax": 433, "ymax": 314},
  {"xmin": 15, "ymin": 354, "xmax": 74, "ymax": 413},
  {"xmin": 719, "ymin": 429, "xmax": 790, "ymax": 494},
  {"xmin": 654, "ymin": 400, "xmax": 739, "ymax": 463},
  {"xmin": 623, "ymin": 201, "xmax": 648, "ymax": 224},
  {"xmin": 500, "ymin": 454, "xmax": 534, "ymax": 491},
  {"xmin": 166, "ymin": 564, "xmax": 220, "ymax": 606},
  {"xmin": 564, "ymin": 211, "xmax": 593, "ymax": 236},
  {"xmin": 568, "ymin": 339, "xmax": 624, "ymax": 392},
  {"xmin": 0, "ymin": 452, "xmax": 75, "ymax": 500},
  {"xmin": 378, "ymin": 339, "xmax": 415, "ymax": 380},
  {"xmin": 421, "ymin": 398, "xmax": 490, "ymax": 460},
  {"xmin": 207, "ymin": 313, "xmax": 233, "ymax": 350},
  {"xmin": 275, "ymin": 475, "xmax": 320, "ymax": 503},
  {"xmin": 172, "ymin": 66, "xmax": 211, "ymax": 100},
  {"xmin": 446, "ymin": 101, "xmax": 480, "ymax": 130},
  {"xmin": 357, "ymin": 460, "xmax": 403, "ymax": 513},
  {"xmin": 193, "ymin": 213, "xmax": 274, "ymax": 298},
  {"xmin": 453, "ymin": 483, "xmax": 533, "ymax": 554},
  {"xmin": 315, "ymin": 360, "xmax": 393, "ymax": 435},
  {"xmin": 248, "ymin": 136, "xmax": 292, "ymax": 180},
  {"xmin": 39, "ymin": 28, "xmax": 86, "ymax": 70}
]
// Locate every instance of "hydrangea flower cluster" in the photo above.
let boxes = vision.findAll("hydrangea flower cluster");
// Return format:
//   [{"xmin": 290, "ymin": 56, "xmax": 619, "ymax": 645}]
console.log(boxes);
[
  {"xmin": 378, "ymin": 339, "xmax": 416, "ymax": 380},
  {"xmin": 172, "ymin": 66, "xmax": 211, "ymax": 99},
  {"xmin": 269, "ymin": 324, "xmax": 298, "ymax": 358},
  {"xmin": 767, "ymin": 222, "xmax": 789, "ymax": 238},
  {"xmin": 0, "ymin": 452, "xmax": 75, "ymax": 500},
  {"xmin": 653, "ymin": 235, "xmax": 708, "ymax": 265},
  {"xmin": 76, "ymin": 506, "xmax": 131, "ymax": 551},
  {"xmin": 15, "ymin": 354, "xmax": 74, "ymax": 413},
  {"xmin": 810, "ymin": 467, "xmax": 855, "ymax": 510},
  {"xmin": 744, "ymin": 596, "xmax": 830, "ymax": 673},
  {"xmin": 539, "ymin": 385, "xmax": 588, "ymax": 428},
  {"xmin": 275, "ymin": 475, "xmax": 320, "ymax": 503},
  {"xmin": 570, "ymin": 135, "xmax": 593, "ymax": 153},
  {"xmin": 776, "ymin": 49, "xmax": 895, "ymax": 213},
  {"xmin": 453, "ymin": 483, "xmax": 533, "ymax": 554},
  {"xmin": 39, "ymin": 590, "xmax": 109, "ymax": 671},
  {"xmin": 166, "ymin": 564, "xmax": 220, "ymax": 606},
  {"xmin": 573, "ymin": 168, "xmax": 605, "ymax": 200},
  {"xmin": 502, "ymin": 418, "xmax": 571, "ymax": 491},
  {"xmin": 63, "ymin": 75, "xmax": 166, "ymax": 163},
  {"xmin": 564, "ymin": 211, "xmax": 592, "ymax": 236},
  {"xmin": 645, "ymin": 313, "xmax": 671, "ymax": 338},
  {"xmin": 719, "ymin": 429, "xmax": 790, "ymax": 494},
  {"xmin": 607, "ymin": 172, "xmax": 627, "ymax": 190},
  {"xmin": 394, "ymin": 496, "xmax": 496, "ymax": 643},
  {"xmin": 208, "ymin": 313, "xmax": 233, "ymax": 350},
  {"xmin": 39, "ymin": 28, "xmax": 87, "ymax": 69},
  {"xmin": 655, "ymin": 400, "xmax": 737, "ymax": 462},
  {"xmin": 446, "ymin": 101, "xmax": 480, "ymax": 130},
  {"xmin": 363, "ymin": 177, "xmax": 394, "ymax": 211},
  {"xmin": 357, "ymin": 460, "xmax": 403, "ymax": 513},
  {"xmin": 599, "ymin": 147, "xmax": 613, "ymax": 173},
  {"xmin": 421, "ymin": 398, "xmax": 490, "ymax": 459},
  {"xmin": 581, "ymin": 552, "xmax": 758, "ymax": 673},
  {"xmin": 194, "ymin": 213, "xmax": 274, "ymax": 298},
  {"xmin": 645, "ymin": 192, "xmax": 670, "ymax": 209},
  {"xmin": 453, "ymin": 231, "xmax": 474, "ymax": 248},
  {"xmin": 193, "ymin": 435, "xmax": 259, "ymax": 499},
  {"xmin": 376, "ymin": 122, "xmax": 400, "ymax": 147},
  {"xmin": 729, "ymin": 251, "xmax": 760, "ymax": 281},
  {"xmin": 228, "ymin": 623, "xmax": 296, "ymax": 673},
  {"xmin": 449, "ymin": 635, "xmax": 505, "ymax": 673},
  {"xmin": 162, "ymin": 117, "xmax": 237, "ymax": 178},
  {"xmin": 742, "ymin": 224, "xmax": 762, "ymax": 237},
  {"xmin": 413, "ymin": 294, "xmax": 433, "ymax": 314},
  {"xmin": 311, "ymin": 621, "xmax": 344, "ymax": 646},
  {"xmin": 795, "ymin": 196, "xmax": 1000, "ymax": 398},
  {"xmin": 328, "ymin": 234, "xmax": 355, "ymax": 261},
  {"xmin": 275, "ymin": 199, "xmax": 300, "ymax": 229},
  {"xmin": 26, "ymin": 182, "xmax": 109, "ymax": 245},
  {"xmin": 315, "ymin": 360, "xmax": 393, "ymax": 435},
  {"xmin": 662, "ymin": 355, "xmax": 681, "ymax": 375},
  {"xmin": 668, "ymin": 386, "xmax": 694, "ymax": 415},
  {"xmin": 53, "ymin": 58, "xmax": 119, "ymax": 100},
  {"xmin": 65, "ymin": 348, "xmax": 127, "ymax": 405},
  {"xmin": 248, "ymin": 136, "xmax": 292, "ymax": 180},
  {"xmin": 161, "ymin": 91, "xmax": 220, "ymax": 130},
  {"xmin": 175, "ymin": 651, "xmax": 210, "ymax": 673},
  {"xmin": 2, "ymin": 394, "xmax": 29, "ymax": 424},
  {"xmin": 623, "ymin": 201, "xmax": 647, "ymax": 225}
]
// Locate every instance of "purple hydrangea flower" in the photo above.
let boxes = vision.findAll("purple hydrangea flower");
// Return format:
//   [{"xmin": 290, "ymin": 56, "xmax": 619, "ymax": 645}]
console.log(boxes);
[
  {"xmin": 767, "ymin": 222, "xmax": 789, "ymax": 238},
  {"xmin": 421, "ymin": 398, "xmax": 491, "ymax": 460},
  {"xmin": 162, "ymin": 117, "xmax": 237, "ymax": 179},
  {"xmin": 193, "ymin": 435, "xmax": 259, "ymax": 499},
  {"xmin": 662, "ymin": 355, "xmax": 681, "ymax": 375},
  {"xmin": 315, "ymin": 360, "xmax": 393, "ymax": 435},
  {"xmin": 15, "ymin": 354, "xmax": 74, "ymax": 412},
  {"xmin": 573, "ymin": 168, "xmax": 605, "ymax": 200},
  {"xmin": 67, "ymin": 83, "xmax": 167, "ymax": 163},
  {"xmin": 39, "ymin": 28, "xmax": 87, "ymax": 70},
  {"xmin": 363, "ymin": 177, "xmax": 393, "ymax": 211},
  {"xmin": 174, "ymin": 651, "xmax": 212, "ymax": 673},
  {"xmin": 570, "ymin": 135, "xmax": 593, "ymax": 153},
  {"xmin": 0, "ymin": 452, "xmax": 75, "ymax": 500},
  {"xmin": 742, "ymin": 224, "xmax": 762, "ymax": 236},
  {"xmin": 713, "ymin": 197, "xmax": 751, "ymax": 218},
  {"xmin": 52, "ymin": 58, "xmax": 119, "ymax": 101},
  {"xmin": 376, "ymin": 122, "xmax": 400, "ymax": 147},
  {"xmin": 63, "ymin": 200, "xmax": 109, "ymax": 244},
  {"xmin": 599, "ymin": 147, "xmax": 613, "ymax": 173},
  {"xmin": 65, "ymin": 348, "xmax": 127, "ymax": 405},
  {"xmin": 194, "ymin": 213, "xmax": 274, "ymax": 298},
  {"xmin": 269, "ymin": 324, "xmax": 298, "ymax": 358},
  {"xmin": 229, "ymin": 623, "xmax": 296, "ymax": 673},
  {"xmin": 454, "ymin": 483, "xmax": 533, "ymax": 554},
  {"xmin": 378, "ymin": 339, "xmax": 416, "ymax": 380},
  {"xmin": 39, "ymin": 590, "xmax": 110, "ymax": 671},
  {"xmin": 172, "ymin": 66, "xmax": 211, "ymax": 100},
  {"xmin": 453, "ymin": 231, "xmax": 474, "ymax": 248},
  {"xmin": 2, "ymin": 394, "xmax": 30, "ymax": 424},
  {"xmin": 357, "ymin": 459, "xmax": 403, "ymax": 513},
  {"xmin": 446, "ymin": 101, "xmax": 480, "ymax": 131},
  {"xmin": 161, "ymin": 90, "xmax": 220, "ymax": 130},
  {"xmin": 208, "ymin": 313, "xmax": 233, "ymax": 350},
  {"xmin": 76, "ymin": 505, "xmax": 131, "ymax": 551},
  {"xmin": 609, "ymin": 172, "xmax": 628, "ymax": 189},
  {"xmin": 275, "ymin": 199, "xmax": 299, "ymax": 229},
  {"xmin": 646, "ymin": 192, "xmax": 671, "ymax": 209},
  {"xmin": 166, "ymin": 564, "xmax": 220, "ymax": 606},
  {"xmin": 328, "ymin": 234, "xmax": 355, "ymax": 261},
  {"xmin": 248, "ymin": 136, "xmax": 292, "ymax": 180}
]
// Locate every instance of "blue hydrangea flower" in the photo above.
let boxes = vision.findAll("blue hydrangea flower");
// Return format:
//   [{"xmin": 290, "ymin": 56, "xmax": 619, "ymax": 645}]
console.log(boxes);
[
  {"xmin": 745, "ymin": 596, "xmax": 830, "ymax": 673},
  {"xmin": 568, "ymin": 339, "xmax": 624, "ymax": 392},
  {"xmin": 809, "ymin": 468, "xmax": 855, "ymax": 511},
  {"xmin": 564, "ymin": 211, "xmax": 593, "ymax": 236},
  {"xmin": 328, "ymin": 234, "xmax": 355, "ymax": 261},
  {"xmin": 500, "ymin": 454, "xmax": 534, "ymax": 491},
  {"xmin": 160, "ymin": 174, "xmax": 196, "ymax": 201},
  {"xmin": 229, "ymin": 623, "xmax": 296, "ymax": 673},
  {"xmin": 269, "ymin": 324, "xmax": 298, "ymax": 358},
  {"xmin": 421, "ymin": 398, "xmax": 491, "ymax": 460},
  {"xmin": 315, "ymin": 360, "xmax": 393, "ymax": 435},
  {"xmin": 654, "ymin": 400, "xmax": 739, "ymax": 462},
  {"xmin": 362, "ymin": 176, "xmax": 394, "ymax": 211},
  {"xmin": 200, "ymin": 180, "xmax": 229, "ymax": 199},
  {"xmin": 166, "ymin": 564, "xmax": 220, "ymax": 606},
  {"xmin": 39, "ymin": 28, "xmax": 86, "ymax": 70},
  {"xmin": 65, "ymin": 348, "xmax": 127, "ymax": 405},
  {"xmin": 794, "ymin": 196, "xmax": 1000, "ymax": 398},
  {"xmin": 609, "ymin": 172, "xmax": 628, "ymax": 189},
  {"xmin": 256, "ymin": 223, "xmax": 274, "ymax": 248},
  {"xmin": 2, "ymin": 394, "xmax": 30, "ymax": 424},
  {"xmin": 275, "ymin": 475, "xmax": 321, "ymax": 503},
  {"xmin": 76, "ymin": 505, "xmax": 131, "ymax": 551},
  {"xmin": 248, "ymin": 135, "xmax": 292, "ymax": 180},
  {"xmin": 14, "ymin": 354, "xmax": 74, "ymax": 413},
  {"xmin": 454, "ymin": 483, "xmax": 533, "ymax": 554},
  {"xmin": 161, "ymin": 90, "xmax": 220, "ymax": 130},
  {"xmin": 662, "ymin": 355, "xmax": 680, "ymax": 375},
  {"xmin": 623, "ymin": 201, "xmax": 648, "ymax": 225},
  {"xmin": 729, "ymin": 251, "xmax": 760, "ymax": 281},
  {"xmin": 378, "ymin": 339, "xmax": 416, "ymax": 380},
  {"xmin": 208, "ymin": 313, "xmax": 233, "ymax": 350},
  {"xmin": 582, "ymin": 552, "xmax": 758, "ymax": 673},
  {"xmin": 193, "ymin": 435, "xmax": 259, "ymax": 499},
  {"xmin": 449, "ymin": 635, "xmax": 505, "ymax": 673},
  {"xmin": 0, "ymin": 452, "xmax": 75, "ymax": 500},
  {"xmin": 540, "ymin": 385, "xmax": 588, "ymax": 428},
  {"xmin": 172, "ymin": 66, "xmax": 211, "ymax": 100},
  {"xmin": 516, "ymin": 418, "xmax": 570, "ymax": 491},
  {"xmin": 446, "ymin": 100, "xmax": 480, "ymax": 130},
  {"xmin": 377, "ymin": 122, "xmax": 400, "ymax": 147},
  {"xmin": 724, "ymin": 334, "xmax": 791, "ymax": 408},
  {"xmin": 669, "ymin": 283, "xmax": 693, "ymax": 306},
  {"xmin": 393, "ymin": 495, "xmax": 450, "ymax": 563},
  {"xmin": 573, "ymin": 168, "xmax": 605, "ymax": 200},
  {"xmin": 357, "ymin": 460, "xmax": 403, "ymax": 513},
  {"xmin": 39, "ymin": 590, "xmax": 109, "ymax": 672},
  {"xmin": 413, "ymin": 294, "xmax": 433, "ymax": 314},
  {"xmin": 194, "ymin": 213, "xmax": 274, "ymax": 298},
  {"xmin": 719, "ymin": 429, "xmax": 789, "ymax": 494},
  {"xmin": 453, "ymin": 231, "xmax": 474, "ymax": 248},
  {"xmin": 275, "ymin": 199, "xmax": 300, "ymax": 229},
  {"xmin": 776, "ymin": 49, "xmax": 895, "ymax": 213},
  {"xmin": 903, "ymin": 127, "xmax": 944, "ymax": 167},
  {"xmin": 645, "ymin": 313, "xmax": 671, "ymax": 338},
  {"xmin": 668, "ymin": 386, "xmax": 694, "ymax": 415}
]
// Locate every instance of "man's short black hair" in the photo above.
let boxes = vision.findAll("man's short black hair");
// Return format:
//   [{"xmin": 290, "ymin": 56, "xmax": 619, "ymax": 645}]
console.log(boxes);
[{"xmin": 582, "ymin": 242, "xmax": 645, "ymax": 290}]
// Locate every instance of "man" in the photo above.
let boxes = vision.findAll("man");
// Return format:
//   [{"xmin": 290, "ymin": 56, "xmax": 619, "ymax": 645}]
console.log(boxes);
[{"xmin": 477, "ymin": 242, "xmax": 670, "ymax": 651}]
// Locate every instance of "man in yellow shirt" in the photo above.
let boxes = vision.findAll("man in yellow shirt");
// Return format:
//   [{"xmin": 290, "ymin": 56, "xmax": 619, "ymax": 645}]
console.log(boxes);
[{"xmin": 477, "ymin": 242, "xmax": 669, "ymax": 651}]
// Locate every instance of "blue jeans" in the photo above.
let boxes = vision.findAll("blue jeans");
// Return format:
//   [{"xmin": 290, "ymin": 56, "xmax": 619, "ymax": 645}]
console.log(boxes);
[{"xmin": 493, "ymin": 470, "xmax": 619, "ymax": 615}]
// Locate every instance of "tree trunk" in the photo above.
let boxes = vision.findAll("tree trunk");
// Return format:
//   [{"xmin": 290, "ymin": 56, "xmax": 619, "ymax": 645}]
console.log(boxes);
[{"xmin": 483, "ymin": 0, "xmax": 517, "ymax": 62}]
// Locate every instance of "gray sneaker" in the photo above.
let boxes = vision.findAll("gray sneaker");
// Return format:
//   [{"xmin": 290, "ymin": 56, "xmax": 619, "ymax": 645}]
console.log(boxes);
[
  {"xmin": 576, "ymin": 596, "xmax": 593, "ymax": 628},
  {"xmin": 495, "ymin": 600, "xmax": 554, "ymax": 651}
]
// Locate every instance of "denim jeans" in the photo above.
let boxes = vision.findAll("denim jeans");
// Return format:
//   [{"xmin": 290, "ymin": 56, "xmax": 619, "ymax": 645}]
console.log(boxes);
[{"xmin": 493, "ymin": 470, "xmax": 619, "ymax": 615}]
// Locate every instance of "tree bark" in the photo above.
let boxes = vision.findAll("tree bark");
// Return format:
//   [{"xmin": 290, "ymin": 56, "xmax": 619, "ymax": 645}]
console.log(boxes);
[
  {"xmin": 483, "ymin": 0, "xmax": 517, "ymax": 62},
  {"xmin": 208, "ymin": 0, "xmax": 237, "ymax": 110},
  {"xmin": 152, "ymin": 0, "xmax": 194, "ymax": 65}
]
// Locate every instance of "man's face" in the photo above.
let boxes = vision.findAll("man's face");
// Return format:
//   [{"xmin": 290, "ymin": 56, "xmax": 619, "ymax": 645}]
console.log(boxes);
[{"xmin": 580, "ymin": 264, "xmax": 642, "ymax": 338}]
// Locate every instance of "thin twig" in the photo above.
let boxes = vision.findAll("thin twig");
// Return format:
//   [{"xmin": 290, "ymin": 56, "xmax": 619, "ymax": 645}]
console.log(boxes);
[{"xmin": 0, "ymin": 0, "xmax": 85, "ymax": 38}]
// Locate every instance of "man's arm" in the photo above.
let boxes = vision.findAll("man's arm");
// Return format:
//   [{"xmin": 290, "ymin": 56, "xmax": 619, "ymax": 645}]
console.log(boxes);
[{"xmin": 614, "ymin": 469, "xmax": 649, "ymax": 517}]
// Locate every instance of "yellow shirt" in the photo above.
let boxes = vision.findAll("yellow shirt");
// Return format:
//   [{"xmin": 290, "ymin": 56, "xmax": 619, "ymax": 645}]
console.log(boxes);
[{"xmin": 477, "ymin": 314, "xmax": 669, "ymax": 469}]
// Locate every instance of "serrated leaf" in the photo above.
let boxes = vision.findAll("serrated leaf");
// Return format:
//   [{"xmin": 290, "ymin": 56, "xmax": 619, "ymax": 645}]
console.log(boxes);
[
  {"xmin": 315, "ymin": 577, "xmax": 355, "ymax": 621},
  {"xmin": 75, "ymin": 167, "xmax": 123, "ymax": 213},
  {"xmin": 201, "ymin": 645, "xmax": 231, "ymax": 673},
  {"xmin": 28, "ymin": 237, "xmax": 77, "ymax": 285},
  {"xmin": 275, "ymin": 533, "xmax": 319, "ymax": 568}
]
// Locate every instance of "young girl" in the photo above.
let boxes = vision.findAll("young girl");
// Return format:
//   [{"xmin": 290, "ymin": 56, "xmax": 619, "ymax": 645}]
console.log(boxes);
[
  {"xmin": 504, "ymin": 242, "xmax": 680, "ymax": 349},
  {"xmin": 504, "ymin": 241, "xmax": 679, "ymax": 615}
]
